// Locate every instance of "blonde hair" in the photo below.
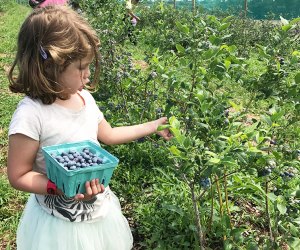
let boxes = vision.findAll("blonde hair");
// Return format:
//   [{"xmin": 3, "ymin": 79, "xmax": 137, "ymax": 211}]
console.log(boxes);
[{"xmin": 8, "ymin": 5, "xmax": 100, "ymax": 104}]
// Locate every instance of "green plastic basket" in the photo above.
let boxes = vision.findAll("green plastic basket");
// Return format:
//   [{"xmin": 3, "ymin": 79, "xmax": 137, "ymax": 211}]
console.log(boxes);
[{"xmin": 42, "ymin": 140, "xmax": 119, "ymax": 198}]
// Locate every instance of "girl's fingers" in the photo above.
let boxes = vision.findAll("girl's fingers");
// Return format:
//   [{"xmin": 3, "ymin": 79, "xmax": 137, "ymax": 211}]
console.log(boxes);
[
  {"xmin": 75, "ymin": 179, "xmax": 105, "ymax": 201},
  {"xmin": 74, "ymin": 193, "xmax": 84, "ymax": 200},
  {"xmin": 90, "ymin": 179, "xmax": 99, "ymax": 194},
  {"xmin": 85, "ymin": 180, "xmax": 93, "ymax": 196}
]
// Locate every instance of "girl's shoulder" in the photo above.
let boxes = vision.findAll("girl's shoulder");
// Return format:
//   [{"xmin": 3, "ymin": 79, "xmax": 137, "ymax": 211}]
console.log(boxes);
[
  {"xmin": 78, "ymin": 89, "xmax": 97, "ymax": 103},
  {"xmin": 17, "ymin": 96, "xmax": 43, "ymax": 110}
]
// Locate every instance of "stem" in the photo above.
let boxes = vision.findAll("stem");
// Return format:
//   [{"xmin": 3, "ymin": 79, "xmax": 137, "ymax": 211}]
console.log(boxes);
[
  {"xmin": 183, "ymin": 175, "xmax": 205, "ymax": 249},
  {"xmin": 215, "ymin": 175, "xmax": 227, "ymax": 241},
  {"xmin": 208, "ymin": 176, "xmax": 214, "ymax": 233},
  {"xmin": 215, "ymin": 175, "xmax": 223, "ymax": 217},
  {"xmin": 265, "ymin": 179, "xmax": 274, "ymax": 244},
  {"xmin": 224, "ymin": 172, "xmax": 232, "ymax": 229},
  {"xmin": 190, "ymin": 183, "xmax": 205, "ymax": 250}
]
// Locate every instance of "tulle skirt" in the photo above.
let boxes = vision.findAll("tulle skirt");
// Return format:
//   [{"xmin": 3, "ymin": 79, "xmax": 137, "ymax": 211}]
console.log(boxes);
[{"xmin": 17, "ymin": 193, "xmax": 133, "ymax": 250}]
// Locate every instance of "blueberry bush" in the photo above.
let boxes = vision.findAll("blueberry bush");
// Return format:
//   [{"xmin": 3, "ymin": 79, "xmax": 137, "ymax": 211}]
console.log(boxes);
[{"xmin": 71, "ymin": 1, "xmax": 300, "ymax": 248}]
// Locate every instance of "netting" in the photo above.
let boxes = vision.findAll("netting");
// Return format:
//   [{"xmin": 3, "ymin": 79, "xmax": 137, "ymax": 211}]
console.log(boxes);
[
  {"xmin": 15, "ymin": 0, "xmax": 300, "ymax": 19},
  {"xmin": 144, "ymin": 0, "xmax": 300, "ymax": 19}
]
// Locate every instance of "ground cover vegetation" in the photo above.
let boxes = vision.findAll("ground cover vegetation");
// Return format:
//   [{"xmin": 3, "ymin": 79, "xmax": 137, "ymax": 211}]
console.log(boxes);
[{"xmin": 0, "ymin": 0, "xmax": 300, "ymax": 249}]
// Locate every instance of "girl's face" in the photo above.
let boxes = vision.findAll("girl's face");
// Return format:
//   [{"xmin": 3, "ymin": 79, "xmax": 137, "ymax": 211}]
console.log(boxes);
[{"xmin": 57, "ymin": 55, "xmax": 93, "ymax": 94}]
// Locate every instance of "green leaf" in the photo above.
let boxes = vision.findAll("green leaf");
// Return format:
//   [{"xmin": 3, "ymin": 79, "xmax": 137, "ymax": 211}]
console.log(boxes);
[
  {"xmin": 293, "ymin": 217, "xmax": 300, "ymax": 225},
  {"xmin": 271, "ymin": 109, "xmax": 285, "ymax": 122},
  {"xmin": 290, "ymin": 17, "xmax": 300, "ymax": 25},
  {"xmin": 289, "ymin": 223, "xmax": 298, "ymax": 237},
  {"xmin": 282, "ymin": 24, "xmax": 292, "ymax": 32},
  {"xmin": 267, "ymin": 193, "xmax": 277, "ymax": 202},
  {"xmin": 295, "ymin": 72, "xmax": 300, "ymax": 84},
  {"xmin": 219, "ymin": 22, "xmax": 230, "ymax": 31},
  {"xmin": 261, "ymin": 115, "xmax": 272, "ymax": 126},
  {"xmin": 276, "ymin": 195, "xmax": 287, "ymax": 215},
  {"xmin": 183, "ymin": 137, "xmax": 191, "ymax": 148},
  {"xmin": 230, "ymin": 228, "xmax": 245, "ymax": 242},
  {"xmin": 221, "ymin": 16, "xmax": 233, "ymax": 23},
  {"xmin": 295, "ymin": 190, "xmax": 300, "ymax": 198},
  {"xmin": 198, "ymin": 66, "xmax": 207, "ymax": 75},
  {"xmin": 288, "ymin": 237, "xmax": 300, "ymax": 249},
  {"xmin": 209, "ymin": 158, "xmax": 220, "ymax": 164},
  {"xmin": 169, "ymin": 145, "xmax": 182, "ymax": 156},
  {"xmin": 248, "ymin": 147, "xmax": 262, "ymax": 153},
  {"xmin": 169, "ymin": 116, "xmax": 180, "ymax": 129},
  {"xmin": 176, "ymin": 44, "xmax": 185, "ymax": 54},
  {"xmin": 224, "ymin": 59, "xmax": 231, "ymax": 71},
  {"xmin": 170, "ymin": 127, "xmax": 181, "ymax": 137},
  {"xmin": 157, "ymin": 124, "xmax": 171, "ymax": 131},
  {"xmin": 228, "ymin": 100, "xmax": 243, "ymax": 112},
  {"xmin": 175, "ymin": 21, "xmax": 189, "ymax": 34},
  {"xmin": 161, "ymin": 204, "xmax": 184, "ymax": 216},
  {"xmin": 205, "ymin": 151, "xmax": 217, "ymax": 157}
]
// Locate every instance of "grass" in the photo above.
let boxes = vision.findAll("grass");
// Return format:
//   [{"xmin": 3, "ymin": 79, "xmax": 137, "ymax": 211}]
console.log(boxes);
[{"xmin": 0, "ymin": 1, "xmax": 30, "ymax": 249}]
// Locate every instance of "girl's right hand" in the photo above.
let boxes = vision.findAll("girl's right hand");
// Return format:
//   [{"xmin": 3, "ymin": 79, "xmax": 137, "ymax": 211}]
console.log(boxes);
[{"xmin": 74, "ymin": 179, "xmax": 105, "ymax": 201}]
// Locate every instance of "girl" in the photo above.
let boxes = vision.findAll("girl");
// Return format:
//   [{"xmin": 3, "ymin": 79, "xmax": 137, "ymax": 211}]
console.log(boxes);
[{"xmin": 7, "ymin": 5, "xmax": 172, "ymax": 250}]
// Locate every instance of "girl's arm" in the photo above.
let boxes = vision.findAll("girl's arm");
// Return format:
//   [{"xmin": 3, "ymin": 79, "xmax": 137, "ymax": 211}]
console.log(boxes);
[
  {"xmin": 97, "ymin": 117, "xmax": 172, "ymax": 145},
  {"xmin": 7, "ymin": 133, "xmax": 104, "ymax": 199},
  {"xmin": 7, "ymin": 133, "xmax": 49, "ymax": 194}
]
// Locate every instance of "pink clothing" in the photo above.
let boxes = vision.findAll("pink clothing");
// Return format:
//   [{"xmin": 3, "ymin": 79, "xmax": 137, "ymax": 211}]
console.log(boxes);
[{"xmin": 39, "ymin": 0, "xmax": 68, "ymax": 7}]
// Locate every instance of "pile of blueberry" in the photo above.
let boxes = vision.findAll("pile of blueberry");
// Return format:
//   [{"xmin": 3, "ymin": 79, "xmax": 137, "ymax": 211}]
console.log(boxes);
[
  {"xmin": 51, "ymin": 148, "xmax": 109, "ymax": 171},
  {"xmin": 280, "ymin": 171, "xmax": 295, "ymax": 179},
  {"xmin": 200, "ymin": 177, "xmax": 211, "ymax": 189},
  {"xmin": 258, "ymin": 160, "xmax": 277, "ymax": 177}
]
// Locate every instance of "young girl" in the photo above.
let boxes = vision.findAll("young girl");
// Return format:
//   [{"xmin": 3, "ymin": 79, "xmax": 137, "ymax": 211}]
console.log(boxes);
[{"xmin": 7, "ymin": 5, "xmax": 172, "ymax": 250}]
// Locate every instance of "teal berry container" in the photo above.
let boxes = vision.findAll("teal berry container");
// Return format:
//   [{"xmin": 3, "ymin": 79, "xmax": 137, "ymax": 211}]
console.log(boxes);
[{"xmin": 42, "ymin": 140, "xmax": 119, "ymax": 198}]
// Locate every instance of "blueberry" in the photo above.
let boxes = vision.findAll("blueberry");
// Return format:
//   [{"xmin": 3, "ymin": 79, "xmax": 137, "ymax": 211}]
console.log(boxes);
[
  {"xmin": 97, "ymin": 157, "xmax": 103, "ymax": 164},
  {"xmin": 69, "ymin": 166, "xmax": 76, "ymax": 170},
  {"xmin": 55, "ymin": 156, "xmax": 62, "ymax": 161},
  {"xmin": 200, "ymin": 178, "xmax": 210, "ymax": 189},
  {"xmin": 61, "ymin": 152, "xmax": 68, "ymax": 157},
  {"xmin": 83, "ymin": 148, "xmax": 90, "ymax": 154},
  {"xmin": 137, "ymin": 137, "xmax": 145, "ymax": 143},
  {"xmin": 58, "ymin": 158, "xmax": 65, "ymax": 163},
  {"xmin": 69, "ymin": 149, "xmax": 76, "ymax": 154},
  {"xmin": 224, "ymin": 109, "xmax": 229, "ymax": 117}
]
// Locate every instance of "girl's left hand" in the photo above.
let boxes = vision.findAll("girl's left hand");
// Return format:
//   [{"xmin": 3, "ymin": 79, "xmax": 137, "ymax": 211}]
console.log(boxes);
[
  {"xmin": 155, "ymin": 117, "xmax": 173, "ymax": 141},
  {"xmin": 74, "ymin": 179, "xmax": 105, "ymax": 201}
]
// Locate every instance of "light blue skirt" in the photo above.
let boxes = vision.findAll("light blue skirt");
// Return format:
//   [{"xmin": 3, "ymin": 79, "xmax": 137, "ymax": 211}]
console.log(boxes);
[{"xmin": 17, "ymin": 193, "xmax": 133, "ymax": 250}]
